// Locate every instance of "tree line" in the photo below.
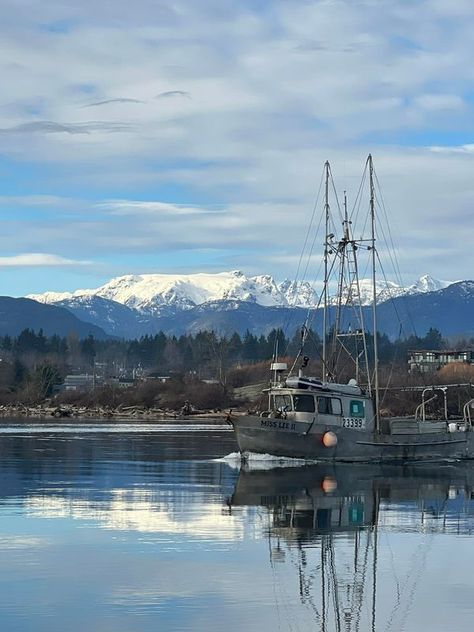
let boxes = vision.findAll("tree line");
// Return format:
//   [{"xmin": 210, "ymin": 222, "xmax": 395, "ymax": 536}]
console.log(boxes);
[{"xmin": 0, "ymin": 326, "xmax": 470, "ymax": 404}]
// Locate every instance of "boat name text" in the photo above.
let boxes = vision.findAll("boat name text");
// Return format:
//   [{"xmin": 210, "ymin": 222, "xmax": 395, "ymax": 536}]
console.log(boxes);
[{"xmin": 260, "ymin": 418, "xmax": 297, "ymax": 431}]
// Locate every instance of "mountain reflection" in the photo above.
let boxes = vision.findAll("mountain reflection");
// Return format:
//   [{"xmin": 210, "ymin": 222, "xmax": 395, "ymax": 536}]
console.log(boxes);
[
  {"xmin": 0, "ymin": 425, "xmax": 240, "ymax": 540},
  {"xmin": 0, "ymin": 426, "xmax": 474, "ymax": 631},
  {"xmin": 229, "ymin": 463, "xmax": 474, "ymax": 631}
]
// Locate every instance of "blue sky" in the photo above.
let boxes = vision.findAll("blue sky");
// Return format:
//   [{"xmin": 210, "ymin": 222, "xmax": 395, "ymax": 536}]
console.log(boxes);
[{"xmin": 0, "ymin": 0, "xmax": 473, "ymax": 296}]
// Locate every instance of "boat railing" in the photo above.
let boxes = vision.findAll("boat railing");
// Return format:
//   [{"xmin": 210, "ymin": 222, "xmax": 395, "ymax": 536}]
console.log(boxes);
[
  {"xmin": 415, "ymin": 395, "xmax": 437, "ymax": 421},
  {"xmin": 463, "ymin": 398, "xmax": 474, "ymax": 426},
  {"xmin": 415, "ymin": 387, "xmax": 448, "ymax": 422}
]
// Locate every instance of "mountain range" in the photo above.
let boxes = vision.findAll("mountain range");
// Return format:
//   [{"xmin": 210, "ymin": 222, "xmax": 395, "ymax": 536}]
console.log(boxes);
[
  {"xmin": 28, "ymin": 270, "xmax": 449, "ymax": 311},
  {"xmin": 21, "ymin": 271, "xmax": 473, "ymax": 340}
]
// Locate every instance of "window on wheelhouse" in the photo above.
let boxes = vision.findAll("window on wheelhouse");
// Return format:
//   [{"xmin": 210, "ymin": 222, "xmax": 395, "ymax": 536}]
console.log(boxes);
[
  {"xmin": 317, "ymin": 396, "xmax": 342, "ymax": 415},
  {"xmin": 273, "ymin": 394, "xmax": 292, "ymax": 412},
  {"xmin": 349, "ymin": 400, "xmax": 365, "ymax": 418},
  {"xmin": 292, "ymin": 394, "xmax": 315, "ymax": 413}
]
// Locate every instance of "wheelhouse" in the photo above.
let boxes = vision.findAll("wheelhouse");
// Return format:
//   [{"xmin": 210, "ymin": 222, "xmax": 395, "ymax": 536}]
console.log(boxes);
[{"xmin": 269, "ymin": 386, "xmax": 372, "ymax": 422}]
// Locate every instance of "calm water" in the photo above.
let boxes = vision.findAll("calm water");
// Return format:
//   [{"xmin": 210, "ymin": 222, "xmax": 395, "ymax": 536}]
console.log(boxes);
[{"xmin": 0, "ymin": 421, "xmax": 473, "ymax": 631}]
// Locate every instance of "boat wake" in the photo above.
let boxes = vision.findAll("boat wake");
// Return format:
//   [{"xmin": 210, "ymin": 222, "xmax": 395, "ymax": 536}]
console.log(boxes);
[
  {"xmin": 213, "ymin": 452, "xmax": 242, "ymax": 469},
  {"xmin": 216, "ymin": 451, "xmax": 319, "ymax": 471}
]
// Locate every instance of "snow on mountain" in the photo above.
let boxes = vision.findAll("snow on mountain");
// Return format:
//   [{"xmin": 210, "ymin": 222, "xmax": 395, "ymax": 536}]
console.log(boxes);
[
  {"xmin": 405, "ymin": 274, "xmax": 450, "ymax": 294},
  {"xmin": 29, "ymin": 271, "xmax": 288, "ymax": 313},
  {"xmin": 348, "ymin": 278, "xmax": 407, "ymax": 305},
  {"xmin": 29, "ymin": 290, "xmax": 83, "ymax": 304},
  {"xmin": 28, "ymin": 271, "xmax": 452, "ymax": 313},
  {"xmin": 94, "ymin": 271, "xmax": 288, "ymax": 311},
  {"xmin": 329, "ymin": 275, "xmax": 452, "ymax": 307},
  {"xmin": 279, "ymin": 279, "xmax": 319, "ymax": 307}
]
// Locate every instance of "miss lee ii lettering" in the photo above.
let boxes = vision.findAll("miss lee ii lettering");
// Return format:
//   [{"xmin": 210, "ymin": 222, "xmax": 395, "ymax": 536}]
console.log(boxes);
[{"xmin": 260, "ymin": 419, "xmax": 296, "ymax": 431}]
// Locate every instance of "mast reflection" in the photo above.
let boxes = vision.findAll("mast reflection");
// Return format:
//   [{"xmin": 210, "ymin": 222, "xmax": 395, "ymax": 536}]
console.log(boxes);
[{"xmin": 229, "ymin": 463, "xmax": 474, "ymax": 631}]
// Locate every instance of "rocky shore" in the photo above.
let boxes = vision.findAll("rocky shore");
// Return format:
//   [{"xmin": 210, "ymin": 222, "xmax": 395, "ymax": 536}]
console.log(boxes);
[{"xmin": 0, "ymin": 403, "xmax": 230, "ymax": 423}]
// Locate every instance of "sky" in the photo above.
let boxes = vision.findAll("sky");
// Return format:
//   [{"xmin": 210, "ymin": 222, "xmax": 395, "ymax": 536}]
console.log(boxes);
[{"xmin": 0, "ymin": 0, "xmax": 474, "ymax": 296}]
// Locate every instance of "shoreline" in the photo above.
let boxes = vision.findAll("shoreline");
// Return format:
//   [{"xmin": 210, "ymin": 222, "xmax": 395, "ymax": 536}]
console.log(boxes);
[{"xmin": 0, "ymin": 404, "xmax": 230, "ymax": 424}]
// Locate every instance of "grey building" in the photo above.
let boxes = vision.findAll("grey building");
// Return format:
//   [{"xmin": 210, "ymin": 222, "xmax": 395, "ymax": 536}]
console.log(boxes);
[{"xmin": 408, "ymin": 349, "xmax": 474, "ymax": 373}]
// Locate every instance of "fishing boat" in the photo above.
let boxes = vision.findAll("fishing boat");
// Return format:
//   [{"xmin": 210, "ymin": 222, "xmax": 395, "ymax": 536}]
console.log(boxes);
[{"xmin": 228, "ymin": 156, "xmax": 474, "ymax": 462}]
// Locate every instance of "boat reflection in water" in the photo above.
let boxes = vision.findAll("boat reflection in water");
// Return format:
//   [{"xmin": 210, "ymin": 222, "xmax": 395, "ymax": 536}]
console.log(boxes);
[{"xmin": 229, "ymin": 463, "xmax": 474, "ymax": 631}]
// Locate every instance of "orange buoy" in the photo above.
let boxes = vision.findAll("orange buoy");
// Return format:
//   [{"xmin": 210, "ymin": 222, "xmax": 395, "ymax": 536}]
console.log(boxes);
[{"xmin": 322, "ymin": 431, "xmax": 338, "ymax": 448}]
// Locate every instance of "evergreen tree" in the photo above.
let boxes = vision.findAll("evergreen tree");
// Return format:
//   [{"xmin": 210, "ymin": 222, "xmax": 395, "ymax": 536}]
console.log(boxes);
[
  {"xmin": 80, "ymin": 334, "xmax": 96, "ymax": 367},
  {"xmin": 242, "ymin": 330, "xmax": 259, "ymax": 361},
  {"xmin": 422, "ymin": 327, "xmax": 443, "ymax": 350}
]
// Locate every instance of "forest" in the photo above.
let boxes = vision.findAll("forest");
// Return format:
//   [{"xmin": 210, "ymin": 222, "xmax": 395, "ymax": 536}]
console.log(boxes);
[{"xmin": 0, "ymin": 326, "xmax": 472, "ymax": 410}]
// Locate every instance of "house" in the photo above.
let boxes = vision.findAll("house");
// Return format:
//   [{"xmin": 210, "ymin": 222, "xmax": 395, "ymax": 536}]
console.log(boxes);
[
  {"xmin": 63, "ymin": 373, "xmax": 105, "ymax": 391},
  {"xmin": 408, "ymin": 349, "xmax": 474, "ymax": 373},
  {"xmin": 107, "ymin": 377, "xmax": 136, "ymax": 389}
]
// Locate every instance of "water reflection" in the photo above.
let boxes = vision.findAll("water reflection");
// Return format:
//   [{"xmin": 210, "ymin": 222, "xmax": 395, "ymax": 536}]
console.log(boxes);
[
  {"xmin": 0, "ymin": 424, "xmax": 239, "ymax": 541},
  {"xmin": 0, "ymin": 424, "xmax": 473, "ymax": 631},
  {"xmin": 229, "ymin": 463, "xmax": 474, "ymax": 631}
]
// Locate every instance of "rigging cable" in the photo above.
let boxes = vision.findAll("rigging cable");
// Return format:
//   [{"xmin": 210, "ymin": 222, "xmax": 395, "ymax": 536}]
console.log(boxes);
[
  {"xmin": 371, "ymin": 167, "xmax": 429, "ymax": 385},
  {"xmin": 278, "ymin": 166, "xmax": 326, "ymax": 350},
  {"xmin": 373, "ymin": 169, "xmax": 421, "ymax": 340}
]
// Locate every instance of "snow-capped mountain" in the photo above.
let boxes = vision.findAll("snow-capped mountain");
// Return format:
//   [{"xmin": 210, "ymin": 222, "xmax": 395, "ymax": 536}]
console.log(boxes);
[
  {"xmin": 28, "ymin": 271, "xmax": 451, "ymax": 313},
  {"xmin": 21, "ymin": 274, "xmax": 473, "ymax": 339},
  {"xmin": 279, "ymin": 279, "xmax": 318, "ymax": 307},
  {"xmin": 338, "ymin": 274, "xmax": 451, "ymax": 306},
  {"xmin": 406, "ymin": 274, "xmax": 449, "ymax": 294},
  {"xmin": 28, "ymin": 271, "xmax": 316, "ymax": 312}
]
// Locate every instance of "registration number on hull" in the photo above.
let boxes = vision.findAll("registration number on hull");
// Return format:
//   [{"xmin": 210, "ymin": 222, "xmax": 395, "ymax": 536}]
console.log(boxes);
[{"xmin": 343, "ymin": 418, "xmax": 366, "ymax": 429}]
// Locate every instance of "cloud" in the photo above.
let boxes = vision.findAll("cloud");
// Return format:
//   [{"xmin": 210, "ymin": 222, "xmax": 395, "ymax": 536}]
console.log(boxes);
[
  {"xmin": 0, "ymin": 253, "xmax": 91, "ymax": 267},
  {"xmin": 83, "ymin": 98, "xmax": 145, "ymax": 108},
  {"xmin": 414, "ymin": 94, "xmax": 464, "ymax": 111},
  {"xmin": 429, "ymin": 144, "xmax": 474, "ymax": 153},
  {"xmin": 98, "ymin": 199, "xmax": 220, "ymax": 216},
  {"xmin": 0, "ymin": 146, "xmax": 472, "ymax": 287},
  {"xmin": 0, "ymin": 120, "xmax": 132, "ymax": 135},
  {"xmin": 0, "ymin": 121, "xmax": 89, "ymax": 135},
  {"xmin": 155, "ymin": 91, "xmax": 191, "ymax": 99},
  {"xmin": 0, "ymin": 0, "xmax": 471, "ymax": 293}
]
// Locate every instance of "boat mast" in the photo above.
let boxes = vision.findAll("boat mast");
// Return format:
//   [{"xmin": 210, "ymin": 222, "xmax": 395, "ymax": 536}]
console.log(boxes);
[
  {"xmin": 368, "ymin": 154, "xmax": 380, "ymax": 432},
  {"xmin": 322, "ymin": 160, "xmax": 330, "ymax": 382}
]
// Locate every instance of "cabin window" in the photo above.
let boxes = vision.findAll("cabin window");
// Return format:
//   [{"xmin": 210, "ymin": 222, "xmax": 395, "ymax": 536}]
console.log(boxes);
[
  {"xmin": 331, "ymin": 398, "xmax": 342, "ymax": 416},
  {"xmin": 273, "ymin": 395, "xmax": 292, "ymax": 412},
  {"xmin": 293, "ymin": 394, "xmax": 315, "ymax": 413},
  {"xmin": 350, "ymin": 400, "xmax": 365, "ymax": 418},
  {"xmin": 317, "ymin": 396, "xmax": 342, "ymax": 415}
]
